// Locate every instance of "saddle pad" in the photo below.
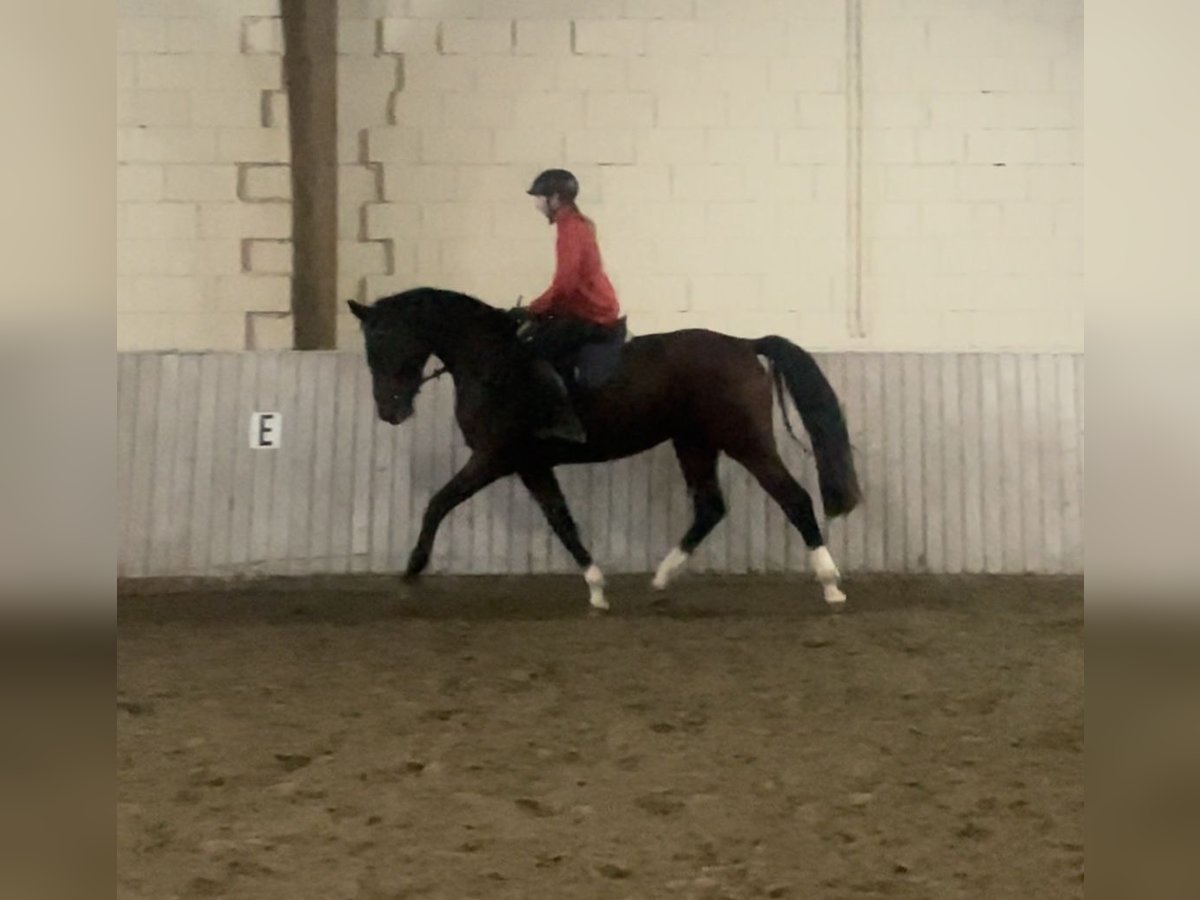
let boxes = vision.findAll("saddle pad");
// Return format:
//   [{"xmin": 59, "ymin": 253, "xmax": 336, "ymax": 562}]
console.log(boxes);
[{"xmin": 574, "ymin": 319, "xmax": 628, "ymax": 390}]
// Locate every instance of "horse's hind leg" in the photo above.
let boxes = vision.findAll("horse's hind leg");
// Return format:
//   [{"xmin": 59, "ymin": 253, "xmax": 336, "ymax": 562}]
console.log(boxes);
[
  {"xmin": 729, "ymin": 444, "xmax": 847, "ymax": 607},
  {"xmin": 652, "ymin": 440, "xmax": 726, "ymax": 590},
  {"xmin": 518, "ymin": 466, "xmax": 607, "ymax": 611}
]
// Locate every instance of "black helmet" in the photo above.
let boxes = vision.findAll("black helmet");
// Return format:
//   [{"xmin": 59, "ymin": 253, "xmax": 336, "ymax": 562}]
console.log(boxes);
[{"xmin": 526, "ymin": 168, "xmax": 579, "ymax": 202}]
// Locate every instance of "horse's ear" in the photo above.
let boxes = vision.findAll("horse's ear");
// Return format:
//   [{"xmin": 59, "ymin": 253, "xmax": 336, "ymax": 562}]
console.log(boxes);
[{"xmin": 346, "ymin": 299, "xmax": 370, "ymax": 321}]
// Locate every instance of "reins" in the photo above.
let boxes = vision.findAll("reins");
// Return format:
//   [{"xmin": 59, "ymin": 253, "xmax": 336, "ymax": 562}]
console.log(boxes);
[{"xmin": 421, "ymin": 365, "xmax": 448, "ymax": 384}]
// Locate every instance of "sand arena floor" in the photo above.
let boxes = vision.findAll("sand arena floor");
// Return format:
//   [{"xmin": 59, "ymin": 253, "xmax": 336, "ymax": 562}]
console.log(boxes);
[{"xmin": 118, "ymin": 573, "xmax": 1083, "ymax": 900}]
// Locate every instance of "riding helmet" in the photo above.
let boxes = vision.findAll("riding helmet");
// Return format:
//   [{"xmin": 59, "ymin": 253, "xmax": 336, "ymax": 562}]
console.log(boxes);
[{"xmin": 526, "ymin": 168, "xmax": 579, "ymax": 202}]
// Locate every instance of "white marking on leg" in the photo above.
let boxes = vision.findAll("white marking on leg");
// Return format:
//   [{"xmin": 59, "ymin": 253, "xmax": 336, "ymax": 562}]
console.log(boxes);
[
  {"xmin": 585, "ymin": 564, "xmax": 608, "ymax": 611},
  {"xmin": 809, "ymin": 545, "xmax": 847, "ymax": 606},
  {"xmin": 652, "ymin": 546, "xmax": 690, "ymax": 591}
]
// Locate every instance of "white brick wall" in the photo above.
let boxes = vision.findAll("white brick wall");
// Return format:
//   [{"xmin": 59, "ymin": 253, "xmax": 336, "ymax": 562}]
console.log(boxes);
[
  {"xmin": 514, "ymin": 20, "xmax": 573, "ymax": 55},
  {"xmin": 862, "ymin": 0, "xmax": 1082, "ymax": 349},
  {"xmin": 239, "ymin": 164, "xmax": 291, "ymax": 201},
  {"xmin": 338, "ymin": 1, "xmax": 396, "ymax": 341},
  {"xmin": 199, "ymin": 203, "xmax": 290, "ymax": 239},
  {"xmin": 118, "ymin": 0, "xmax": 291, "ymax": 350},
  {"xmin": 345, "ymin": 0, "xmax": 1078, "ymax": 351},
  {"xmin": 380, "ymin": 19, "xmax": 439, "ymax": 54},
  {"xmin": 119, "ymin": 0, "xmax": 1081, "ymax": 352},
  {"xmin": 573, "ymin": 20, "xmax": 645, "ymax": 55},
  {"xmin": 440, "ymin": 19, "xmax": 514, "ymax": 55},
  {"xmin": 244, "ymin": 239, "xmax": 293, "ymax": 275},
  {"xmin": 164, "ymin": 165, "xmax": 239, "ymax": 202}
]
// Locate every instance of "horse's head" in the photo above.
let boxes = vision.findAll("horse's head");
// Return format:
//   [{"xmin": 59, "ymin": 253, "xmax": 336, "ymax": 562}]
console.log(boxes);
[{"xmin": 347, "ymin": 299, "xmax": 432, "ymax": 425}]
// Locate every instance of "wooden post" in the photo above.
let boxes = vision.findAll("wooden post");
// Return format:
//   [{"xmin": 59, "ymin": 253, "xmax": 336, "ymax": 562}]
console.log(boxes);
[{"xmin": 280, "ymin": 0, "xmax": 338, "ymax": 349}]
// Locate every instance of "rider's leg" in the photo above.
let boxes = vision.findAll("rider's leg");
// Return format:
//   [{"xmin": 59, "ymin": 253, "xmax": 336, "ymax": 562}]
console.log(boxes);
[{"xmin": 526, "ymin": 319, "xmax": 588, "ymax": 443}]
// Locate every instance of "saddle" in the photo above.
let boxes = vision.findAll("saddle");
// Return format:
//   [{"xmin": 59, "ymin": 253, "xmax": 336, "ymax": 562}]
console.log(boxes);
[
  {"xmin": 571, "ymin": 317, "xmax": 628, "ymax": 390},
  {"xmin": 515, "ymin": 313, "xmax": 629, "ymax": 392}
]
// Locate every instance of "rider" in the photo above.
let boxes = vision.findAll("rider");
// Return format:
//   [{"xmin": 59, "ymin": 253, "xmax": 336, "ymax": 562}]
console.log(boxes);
[{"xmin": 523, "ymin": 168, "xmax": 623, "ymax": 443}]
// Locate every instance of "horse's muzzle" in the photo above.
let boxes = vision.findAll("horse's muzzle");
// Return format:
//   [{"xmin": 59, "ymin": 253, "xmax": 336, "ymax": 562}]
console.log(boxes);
[{"xmin": 377, "ymin": 403, "xmax": 413, "ymax": 426}]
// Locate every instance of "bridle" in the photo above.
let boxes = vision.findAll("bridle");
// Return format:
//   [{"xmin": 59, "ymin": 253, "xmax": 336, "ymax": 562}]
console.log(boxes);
[{"xmin": 420, "ymin": 365, "xmax": 447, "ymax": 384}]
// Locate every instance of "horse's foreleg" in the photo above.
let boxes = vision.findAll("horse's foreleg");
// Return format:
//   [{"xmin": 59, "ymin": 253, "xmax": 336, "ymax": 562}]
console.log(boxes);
[
  {"xmin": 406, "ymin": 453, "xmax": 508, "ymax": 579},
  {"xmin": 518, "ymin": 466, "xmax": 606, "ymax": 611}
]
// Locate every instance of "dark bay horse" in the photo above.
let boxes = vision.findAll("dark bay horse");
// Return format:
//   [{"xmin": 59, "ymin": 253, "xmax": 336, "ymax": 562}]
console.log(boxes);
[{"xmin": 348, "ymin": 287, "xmax": 861, "ymax": 611}]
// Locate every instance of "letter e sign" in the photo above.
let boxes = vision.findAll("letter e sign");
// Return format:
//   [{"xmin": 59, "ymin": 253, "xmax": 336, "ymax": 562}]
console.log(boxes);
[{"xmin": 250, "ymin": 412, "xmax": 281, "ymax": 449}]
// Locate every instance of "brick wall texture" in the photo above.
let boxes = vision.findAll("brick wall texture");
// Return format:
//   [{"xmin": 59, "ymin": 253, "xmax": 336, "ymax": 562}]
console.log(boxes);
[
  {"xmin": 117, "ymin": 0, "xmax": 292, "ymax": 350},
  {"xmin": 119, "ymin": 0, "xmax": 1082, "ymax": 352}
]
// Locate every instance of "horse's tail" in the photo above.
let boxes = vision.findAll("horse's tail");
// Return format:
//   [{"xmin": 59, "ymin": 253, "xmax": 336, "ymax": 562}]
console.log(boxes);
[{"xmin": 753, "ymin": 336, "xmax": 862, "ymax": 518}]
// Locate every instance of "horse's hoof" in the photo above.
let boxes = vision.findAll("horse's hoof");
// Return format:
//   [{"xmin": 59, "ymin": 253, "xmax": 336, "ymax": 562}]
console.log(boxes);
[
  {"xmin": 824, "ymin": 586, "xmax": 847, "ymax": 609},
  {"xmin": 652, "ymin": 548, "xmax": 688, "ymax": 591},
  {"xmin": 587, "ymin": 605, "xmax": 609, "ymax": 618},
  {"xmin": 404, "ymin": 553, "xmax": 429, "ymax": 580}
]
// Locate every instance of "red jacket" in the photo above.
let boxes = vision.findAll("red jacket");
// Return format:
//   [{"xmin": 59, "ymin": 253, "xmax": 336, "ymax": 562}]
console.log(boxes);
[{"xmin": 529, "ymin": 208, "xmax": 621, "ymax": 326}]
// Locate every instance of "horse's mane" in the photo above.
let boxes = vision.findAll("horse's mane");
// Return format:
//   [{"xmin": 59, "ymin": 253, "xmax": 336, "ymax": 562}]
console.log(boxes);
[{"xmin": 371, "ymin": 287, "xmax": 514, "ymax": 336}]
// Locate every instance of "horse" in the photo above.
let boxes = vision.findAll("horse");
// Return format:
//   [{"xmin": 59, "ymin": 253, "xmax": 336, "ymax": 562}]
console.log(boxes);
[{"xmin": 347, "ymin": 287, "xmax": 861, "ymax": 612}]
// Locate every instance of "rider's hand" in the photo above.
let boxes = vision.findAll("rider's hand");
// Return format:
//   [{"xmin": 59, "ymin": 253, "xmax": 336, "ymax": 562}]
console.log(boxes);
[{"xmin": 508, "ymin": 295, "xmax": 538, "ymax": 323}]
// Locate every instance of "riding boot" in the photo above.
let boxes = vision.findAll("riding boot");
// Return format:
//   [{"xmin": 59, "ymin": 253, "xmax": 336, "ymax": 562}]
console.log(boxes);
[{"xmin": 531, "ymin": 360, "xmax": 587, "ymax": 443}]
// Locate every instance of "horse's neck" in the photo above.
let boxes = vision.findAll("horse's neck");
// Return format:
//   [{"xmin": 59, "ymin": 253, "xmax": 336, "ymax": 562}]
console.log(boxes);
[{"xmin": 429, "ymin": 329, "xmax": 514, "ymax": 381}]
